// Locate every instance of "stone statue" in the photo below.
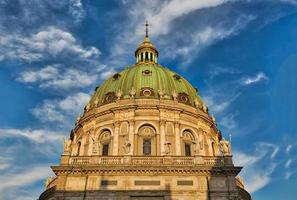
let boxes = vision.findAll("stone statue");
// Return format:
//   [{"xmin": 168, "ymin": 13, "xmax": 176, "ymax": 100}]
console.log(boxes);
[
  {"xmin": 76, "ymin": 114, "xmax": 81, "ymax": 124},
  {"xmin": 63, "ymin": 139, "xmax": 72, "ymax": 154},
  {"xmin": 164, "ymin": 141, "xmax": 171, "ymax": 155},
  {"xmin": 123, "ymin": 138, "xmax": 131, "ymax": 154},
  {"xmin": 85, "ymin": 103, "xmax": 91, "ymax": 111},
  {"xmin": 129, "ymin": 87, "xmax": 136, "ymax": 99},
  {"xmin": 220, "ymin": 140, "xmax": 231, "ymax": 156},
  {"xmin": 202, "ymin": 103, "xmax": 208, "ymax": 113},
  {"xmin": 211, "ymin": 115, "xmax": 216, "ymax": 123},
  {"xmin": 172, "ymin": 90, "xmax": 178, "ymax": 100},
  {"xmin": 194, "ymin": 98, "xmax": 201, "ymax": 109},
  {"xmin": 116, "ymin": 89, "xmax": 123, "ymax": 100}
]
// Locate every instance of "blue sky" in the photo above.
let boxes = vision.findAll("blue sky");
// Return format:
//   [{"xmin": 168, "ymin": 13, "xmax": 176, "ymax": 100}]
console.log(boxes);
[{"xmin": 0, "ymin": 0, "xmax": 296, "ymax": 199}]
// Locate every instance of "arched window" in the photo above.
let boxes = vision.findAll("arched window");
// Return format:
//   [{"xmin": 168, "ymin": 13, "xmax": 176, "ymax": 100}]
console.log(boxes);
[
  {"xmin": 141, "ymin": 53, "xmax": 144, "ymax": 61},
  {"xmin": 138, "ymin": 125, "xmax": 156, "ymax": 156},
  {"xmin": 145, "ymin": 52, "xmax": 148, "ymax": 61},
  {"xmin": 150, "ymin": 52, "xmax": 153, "ymax": 61},
  {"xmin": 211, "ymin": 141, "xmax": 215, "ymax": 156},
  {"xmin": 102, "ymin": 143, "xmax": 109, "ymax": 156},
  {"xmin": 182, "ymin": 130, "xmax": 195, "ymax": 156},
  {"xmin": 185, "ymin": 143, "xmax": 191, "ymax": 156},
  {"xmin": 77, "ymin": 141, "xmax": 81, "ymax": 156},
  {"xmin": 99, "ymin": 130, "xmax": 112, "ymax": 156},
  {"xmin": 143, "ymin": 139, "xmax": 151, "ymax": 155}
]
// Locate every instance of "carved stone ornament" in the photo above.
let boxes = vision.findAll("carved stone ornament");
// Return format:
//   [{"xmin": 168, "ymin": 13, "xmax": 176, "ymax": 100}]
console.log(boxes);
[
  {"xmin": 139, "ymin": 126, "xmax": 155, "ymax": 138},
  {"xmin": 76, "ymin": 114, "xmax": 81, "ymax": 124},
  {"xmin": 172, "ymin": 90, "xmax": 178, "ymax": 100},
  {"xmin": 103, "ymin": 92, "xmax": 117, "ymax": 103},
  {"xmin": 211, "ymin": 115, "xmax": 216, "ymax": 123},
  {"xmin": 194, "ymin": 98, "xmax": 201, "ymax": 109},
  {"xmin": 116, "ymin": 89, "xmax": 123, "ymax": 100},
  {"xmin": 202, "ymin": 103, "xmax": 208, "ymax": 113},
  {"xmin": 158, "ymin": 89, "xmax": 165, "ymax": 98},
  {"xmin": 85, "ymin": 103, "xmax": 91, "ymax": 111},
  {"xmin": 94, "ymin": 97, "xmax": 99, "ymax": 106},
  {"xmin": 129, "ymin": 87, "xmax": 136, "ymax": 98}
]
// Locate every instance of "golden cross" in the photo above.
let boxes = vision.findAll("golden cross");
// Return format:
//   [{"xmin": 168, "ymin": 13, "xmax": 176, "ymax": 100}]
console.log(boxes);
[{"xmin": 144, "ymin": 20, "xmax": 152, "ymax": 37}]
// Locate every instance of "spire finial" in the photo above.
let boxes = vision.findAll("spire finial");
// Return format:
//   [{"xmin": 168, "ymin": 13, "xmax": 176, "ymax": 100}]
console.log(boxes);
[{"xmin": 144, "ymin": 20, "xmax": 152, "ymax": 37}]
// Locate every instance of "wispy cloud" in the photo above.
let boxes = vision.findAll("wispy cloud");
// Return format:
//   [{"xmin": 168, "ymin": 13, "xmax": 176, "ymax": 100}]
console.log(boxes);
[
  {"xmin": 110, "ymin": 0, "xmax": 254, "ymax": 66},
  {"xmin": 0, "ymin": 128, "xmax": 65, "ymax": 143},
  {"xmin": 0, "ymin": 165, "xmax": 53, "ymax": 198},
  {"xmin": 32, "ymin": 92, "xmax": 90, "ymax": 124},
  {"xmin": 17, "ymin": 64, "xmax": 100, "ymax": 90},
  {"xmin": 242, "ymin": 72, "xmax": 269, "ymax": 85},
  {"xmin": 233, "ymin": 142, "xmax": 279, "ymax": 193},
  {"xmin": 286, "ymin": 144, "xmax": 293, "ymax": 154},
  {"xmin": 69, "ymin": 0, "xmax": 86, "ymax": 24},
  {"xmin": 0, "ymin": 26, "xmax": 99, "ymax": 62}
]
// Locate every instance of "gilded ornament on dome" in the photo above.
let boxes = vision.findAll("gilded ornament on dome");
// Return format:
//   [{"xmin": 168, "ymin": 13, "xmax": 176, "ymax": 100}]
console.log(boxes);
[
  {"xmin": 129, "ymin": 87, "xmax": 136, "ymax": 98},
  {"xmin": 116, "ymin": 89, "xmax": 123, "ymax": 100},
  {"xmin": 172, "ymin": 90, "xmax": 178, "ymax": 100},
  {"xmin": 158, "ymin": 89, "xmax": 165, "ymax": 98}
]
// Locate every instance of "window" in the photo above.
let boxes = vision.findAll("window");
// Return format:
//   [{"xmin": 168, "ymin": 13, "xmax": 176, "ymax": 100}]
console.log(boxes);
[
  {"xmin": 211, "ymin": 142, "xmax": 215, "ymax": 156},
  {"xmin": 77, "ymin": 142, "xmax": 81, "ymax": 155},
  {"xmin": 143, "ymin": 139, "xmax": 151, "ymax": 155},
  {"xmin": 185, "ymin": 143, "xmax": 191, "ymax": 156},
  {"xmin": 150, "ymin": 52, "xmax": 153, "ymax": 61},
  {"xmin": 145, "ymin": 52, "xmax": 148, "ymax": 61},
  {"xmin": 141, "ymin": 53, "xmax": 143, "ymax": 61},
  {"xmin": 102, "ymin": 144, "xmax": 109, "ymax": 156}
]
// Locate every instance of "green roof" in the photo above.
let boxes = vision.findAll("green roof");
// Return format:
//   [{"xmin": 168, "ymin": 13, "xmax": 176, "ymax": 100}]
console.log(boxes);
[{"xmin": 89, "ymin": 63, "xmax": 203, "ymax": 107}]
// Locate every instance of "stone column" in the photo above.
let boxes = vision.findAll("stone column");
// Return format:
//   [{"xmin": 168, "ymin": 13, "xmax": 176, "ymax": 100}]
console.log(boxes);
[
  {"xmin": 174, "ymin": 122, "xmax": 181, "ymax": 155},
  {"xmin": 160, "ymin": 120, "xmax": 166, "ymax": 155},
  {"xmin": 129, "ymin": 120, "xmax": 135, "ymax": 155},
  {"xmin": 113, "ymin": 121, "xmax": 120, "ymax": 155}
]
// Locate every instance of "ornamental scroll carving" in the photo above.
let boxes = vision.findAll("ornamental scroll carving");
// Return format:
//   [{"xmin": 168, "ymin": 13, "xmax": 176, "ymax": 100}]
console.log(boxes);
[{"xmin": 138, "ymin": 126, "xmax": 155, "ymax": 138}]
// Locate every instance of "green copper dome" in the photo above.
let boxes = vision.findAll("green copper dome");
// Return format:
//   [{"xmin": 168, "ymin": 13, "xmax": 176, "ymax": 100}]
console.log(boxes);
[
  {"xmin": 86, "ymin": 34, "xmax": 205, "ymax": 110},
  {"xmin": 88, "ymin": 63, "xmax": 204, "ymax": 108}
]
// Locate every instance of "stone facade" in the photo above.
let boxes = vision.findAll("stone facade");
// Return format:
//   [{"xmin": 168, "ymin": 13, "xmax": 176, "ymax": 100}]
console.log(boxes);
[{"xmin": 39, "ymin": 31, "xmax": 251, "ymax": 200}]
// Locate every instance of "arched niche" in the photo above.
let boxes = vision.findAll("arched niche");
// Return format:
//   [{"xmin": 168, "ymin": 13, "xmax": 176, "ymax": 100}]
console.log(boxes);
[
  {"xmin": 137, "ymin": 125, "xmax": 157, "ymax": 156},
  {"xmin": 165, "ymin": 122, "xmax": 175, "ymax": 155},
  {"xmin": 181, "ymin": 130, "xmax": 196, "ymax": 156},
  {"xmin": 119, "ymin": 122, "xmax": 129, "ymax": 155}
]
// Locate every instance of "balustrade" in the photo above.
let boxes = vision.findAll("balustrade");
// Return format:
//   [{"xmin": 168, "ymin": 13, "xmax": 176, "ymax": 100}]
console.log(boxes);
[{"xmin": 69, "ymin": 156, "xmax": 225, "ymax": 167}]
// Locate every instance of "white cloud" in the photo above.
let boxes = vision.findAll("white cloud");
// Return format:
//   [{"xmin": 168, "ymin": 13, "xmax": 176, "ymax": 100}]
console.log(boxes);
[
  {"xmin": 69, "ymin": 0, "xmax": 86, "ymax": 24},
  {"xmin": 219, "ymin": 113, "xmax": 238, "ymax": 131},
  {"xmin": 286, "ymin": 144, "xmax": 293, "ymax": 154},
  {"xmin": 32, "ymin": 92, "xmax": 91, "ymax": 123},
  {"xmin": 233, "ymin": 142, "xmax": 279, "ymax": 193},
  {"xmin": 18, "ymin": 64, "xmax": 98, "ymax": 90},
  {"xmin": 140, "ymin": 0, "xmax": 227, "ymax": 36},
  {"xmin": 0, "ymin": 156, "xmax": 11, "ymax": 170},
  {"xmin": 0, "ymin": 26, "xmax": 100, "ymax": 62},
  {"xmin": 0, "ymin": 165, "xmax": 53, "ymax": 192},
  {"xmin": 109, "ymin": 0, "xmax": 254, "ymax": 66},
  {"xmin": 0, "ymin": 128, "xmax": 65, "ymax": 143},
  {"xmin": 204, "ymin": 93, "xmax": 240, "ymax": 114},
  {"xmin": 242, "ymin": 72, "xmax": 269, "ymax": 85},
  {"xmin": 285, "ymin": 159, "xmax": 292, "ymax": 168}
]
